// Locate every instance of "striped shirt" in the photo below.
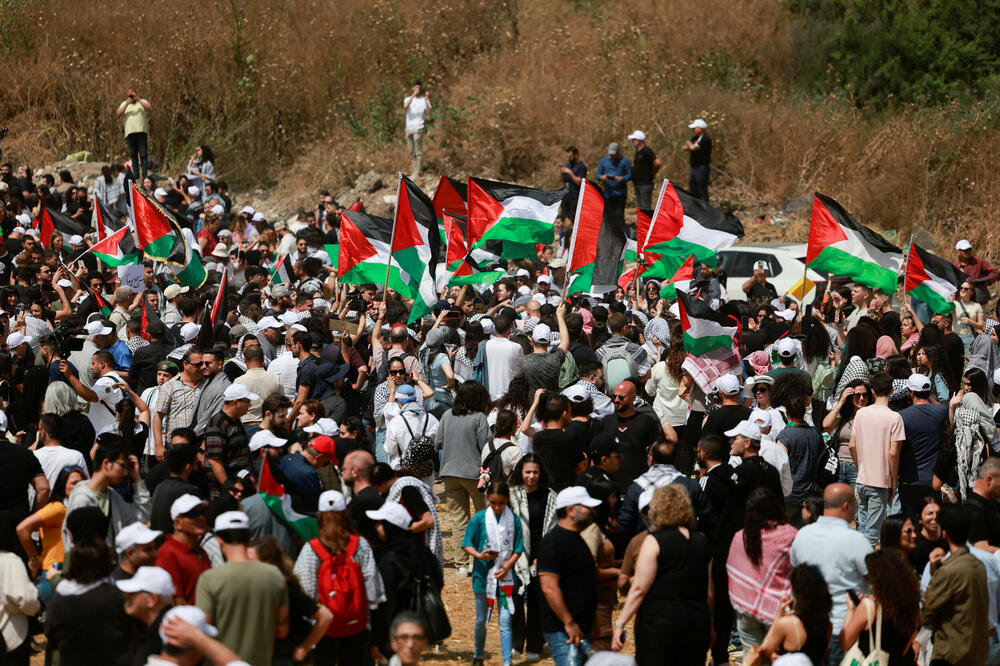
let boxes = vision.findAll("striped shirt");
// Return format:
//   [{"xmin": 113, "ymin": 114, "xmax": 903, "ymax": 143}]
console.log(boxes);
[{"xmin": 155, "ymin": 374, "xmax": 206, "ymax": 437}]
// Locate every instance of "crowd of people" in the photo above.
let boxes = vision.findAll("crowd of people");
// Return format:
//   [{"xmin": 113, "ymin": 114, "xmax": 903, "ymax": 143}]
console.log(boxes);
[{"xmin": 3, "ymin": 87, "xmax": 1000, "ymax": 666}]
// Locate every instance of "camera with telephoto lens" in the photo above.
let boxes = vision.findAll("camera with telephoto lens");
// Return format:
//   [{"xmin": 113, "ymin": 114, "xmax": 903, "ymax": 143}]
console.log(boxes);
[{"xmin": 51, "ymin": 325, "xmax": 87, "ymax": 358}]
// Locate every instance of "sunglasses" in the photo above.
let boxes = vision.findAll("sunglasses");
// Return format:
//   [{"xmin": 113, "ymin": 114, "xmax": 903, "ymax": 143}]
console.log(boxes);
[
  {"xmin": 179, "ymin": 509, "xmax": 204, "ymax": 519},
  {"xmin": 753, "ymin": 386, "xmax": 769, "ymax": 394},
  {"xmin": 611, "ymin": 394, "xmax": 628, "ymax": 401},
  {"xmin": 852, "ymin": 392, "xmax": 868, "ymax": 398},
  {"xmin": 389, "ymin": 369, "xmax": 407, "ymax": 376}
]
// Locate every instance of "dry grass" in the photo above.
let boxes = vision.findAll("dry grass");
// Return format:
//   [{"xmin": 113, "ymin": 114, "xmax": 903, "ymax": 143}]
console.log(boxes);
[{"xmin": 3, "ymin": 0, "xmax": 1000, "ymax": 257}]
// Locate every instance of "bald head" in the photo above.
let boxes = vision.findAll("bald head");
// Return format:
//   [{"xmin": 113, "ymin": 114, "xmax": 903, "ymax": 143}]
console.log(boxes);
[
  {"xmin": 343, "ymin": 450, "xmax": 375, "ymax": 483},
  {"xmin": 613, "ymin": 380, "xmax": 637, "ymax": 414},
  {"xmin": 823, "ymin": 483, "xmax": 855, "ymax": 519}
]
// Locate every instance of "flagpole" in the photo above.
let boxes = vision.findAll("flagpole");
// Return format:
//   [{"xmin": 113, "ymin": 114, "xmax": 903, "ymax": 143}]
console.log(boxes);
[
  {"xmin": 902, "ymin": 231, "xmax": 914, "ymax": 308},
  {"xmin": 384, "ymin": 173, "xmax": 402, "ymax": 305}
]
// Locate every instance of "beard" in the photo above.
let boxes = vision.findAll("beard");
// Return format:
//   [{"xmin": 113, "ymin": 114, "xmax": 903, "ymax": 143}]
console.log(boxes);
[{"xmin": 572, "ymin": 511, "xmax": 593, "ymax": 530}]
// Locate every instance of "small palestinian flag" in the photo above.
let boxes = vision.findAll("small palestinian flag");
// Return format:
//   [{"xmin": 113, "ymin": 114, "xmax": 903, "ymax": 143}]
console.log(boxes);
[
  {"xmin": 139, "ymin": 299, "xmax": 162, "ymax": 341},
  {"xmin": 198, "ymin": 270, "xmax": 229, "ymax": 347},
  {"xmin": 130, "ymin": 183, "xmax": 206, "ymax": 288},
  {"xmin": 444, "ymin": 213, "xmax": 503, "ymax": 286},
  {"xmin": 270, "ymin": 253, "xmax": 294, "ymax": 285},
  {"xmin": 806, "ymin": 193, "xmax": 902, "ymax": 295},
  {"xmin": 337, "ymin": 210, "xmax": 393, "ymax": 285},
  {"xmin": 35, "ymin": 207, "xmax": 90, "ymax": 249},
  {"xmin": 390, "ymin": 175, "xmax": 441, "ymax": 322},
  {"xmin": 84, "ymin": 282, "xmax": 113, "ymax": 318},
  {"xmin": 659, "ymin": 255, "xmax": 696, "ymax": 300},
  {"xmin": 93, "ymin": 196, "xmax": 138, "ymax": 265},
  {"xmin": 642, "ymin": 180, "xmax": 743, "ymax": 278},
  {"xmin": 566, "ymin": 180, "xmax": 626, "ymax": 295},
  {"xmin": 87, "ymin": 226, "xmax": 133, "ymax": 268},
  {"xmin": 432, "ymin": 175, "xmax": 468, "ymax": 244},
  {"xmin": 905, "ymin": 243, "xmax": 966, "ymax": 315},
  {"xmin": 259, "ymin": 455, "xmax": 317, "ymax": 541},
  {"xmin": 677, "ymin": 290, "xmax": 737, "ymax": 356},
  {"xmin": 467, "ymin": 177, "xmax": 563, "ymax": 255}
]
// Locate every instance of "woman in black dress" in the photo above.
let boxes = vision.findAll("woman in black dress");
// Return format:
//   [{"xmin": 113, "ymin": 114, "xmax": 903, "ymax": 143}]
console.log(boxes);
[{"xmin": 610, "ymin": 484, "xmax": 712, "ymax": 665}]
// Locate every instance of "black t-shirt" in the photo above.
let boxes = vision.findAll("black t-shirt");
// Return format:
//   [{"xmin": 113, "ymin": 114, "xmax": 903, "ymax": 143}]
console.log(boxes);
[
  {"xmin": 943, "ymin": 333, "xmax": 965, "ymax": 388},
  {"xmin": 399, "ymin": 485, "xmax": 430, "ymax": 518},
  {"xmin": 701, "ymin": 405, "xmax": 752, "ymax": 444},
  {"xmin": 533, "ymin": 429, "xmax": 584, "ymax": 492},
  {"xmin": 745, "ymin": 281, "xmax": 778, "ymax": 309},
  {"xmin": 689, "ymin": 134, "xmax": 712, "ymax": 167},
  {"xmin": 601, "ymin": 411, "xmax": 663, "ymax": 493},
  {"xmin": 275, "ymin": 582, "xmax": 320, "ymax": 660},
  {"xmin": 632, "ymin": 146, "xmax": 657, "ymax": 184},
  {"xmin": 348, "ymin": 485, "xmax": 385, "ymax": 546},
  {"xmin": 732, "ymin": 456, "xmax": 783, "ymax": 523},
  {"xmin": 150, "ymin": 477, "xmax": 203, "ymax": 533},
  {"xmin": 965, "ymin": 491, "xmax": 1000, "ymax": 548},
  {"xmin": 0, "ymin": 441, "xmax": 43, "ymax": 513},
  {"xmin": 564, "ymin": 419, "xmax": 601, "ymax": 457},
  {"xmin": 526, "ymin": 487, "xmax": 548, "ymax": 557},
  {"xmin": 536, "ymin": 525, "xmax": 597, "ymax": 634}
]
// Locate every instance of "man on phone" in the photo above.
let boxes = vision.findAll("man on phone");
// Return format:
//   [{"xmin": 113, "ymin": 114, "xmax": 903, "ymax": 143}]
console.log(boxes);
[
  {"xmin": 403, "ymin": 81, "xmax": 431, "ymax": 179},
  {"xmin": 116, "ymin": 89, "xmax": 152, "ymax": 180}
]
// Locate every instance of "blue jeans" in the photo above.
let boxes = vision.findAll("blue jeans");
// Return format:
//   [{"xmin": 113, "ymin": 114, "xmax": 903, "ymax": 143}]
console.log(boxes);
[
  {"xmin": 828, "ymin": 633, "xmax": 845, "ymax": 665},
  {"xmin": 375, "ymin": 428, "xmax": 388, "ymax": 464},
  {"xmin": 475, "ymin": 593, "xmax": 512, "ymax": 664},
  {"xmin": 839, "ymin": 460, "xmax": 858, "ymax": 489},
  {"xmin": 855, "ymin": 484, "xmax": 889, "ymax": 546},
  {"xmin": 543, "ymin": 631, "xmax": 592, "ymax": 666}
]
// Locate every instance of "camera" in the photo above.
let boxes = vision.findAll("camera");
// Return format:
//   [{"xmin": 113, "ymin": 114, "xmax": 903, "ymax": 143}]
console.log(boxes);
[{"xmin": 51, "ymin": 325, "xmax": 87, "ymax": 358}]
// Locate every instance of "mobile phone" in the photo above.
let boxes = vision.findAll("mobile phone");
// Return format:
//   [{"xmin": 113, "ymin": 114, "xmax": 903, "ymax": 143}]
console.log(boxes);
[{"xmin": 847, "ymin": 589, "xmax": 862, "ymax": 606}]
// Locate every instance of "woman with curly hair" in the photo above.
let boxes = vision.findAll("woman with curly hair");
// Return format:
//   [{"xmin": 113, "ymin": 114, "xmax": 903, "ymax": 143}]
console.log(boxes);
[
  {"xmin": 745, "ymin": 564, "xmax": 832, "ymax": 665},
  {"xmin": 914, "ymin": 343, "xmax": 954, "ymax": 402},
  {"xmin": 839, "ymin": 551, "xmax": 920, "ymax": 664},
  {"xmin": 611, "ymin": 484, "xmax": 712, "ymax": 665}
]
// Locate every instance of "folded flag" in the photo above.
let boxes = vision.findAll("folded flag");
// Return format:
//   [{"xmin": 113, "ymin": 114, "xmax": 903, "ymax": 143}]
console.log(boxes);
[
  {"xmin": 35, "ymin": 206, "xmax": 91, "ymax": 249},
  {"xmin": 467, "ymin": 177, "xmax": 563, "ymax": 257},
  {"xmin": 432, "ymin": 175, "xmax": 468, "ymax": 244},
  {"xmin": 129, "ymin": 183, "xmax": 206, "ymax": 288},
  {"xmin": 391, "ymin": 175, "xmax": 441, "ymax": 322},
  {"xmin": 642, "ymin": 180, "xmax": 743, "ymax": 278},
  {"xmin": 270, "ymin": 253, "xmax": 294, "ymax": 286},
  {"xmin": 443, "ymin": 213, "xmax": 503, "ymax": 286},
  {"xmin": 806, "ymin": 193, "xmax": 902, "ymax": 295},
  {"xmin": 659, "ymin": 255, "xmax": 696, "ymax": 300},
  {"xmin": 566, "ymin": 180, "xmax": 626, "ymax": 296},
  {"xmin": 905, "ymin": 242, "xmax": 966, "ymax": 315},
  {"xmin": 677, "ymin": 289, "xmax": 738, "ymax": 356},
  {"xmin": 93, "ymin": 197, "xmax": 138, "ymax": 266},
  {"xmin": 259, "ymin": 455, "xmax": 317, "ymax": 541}
]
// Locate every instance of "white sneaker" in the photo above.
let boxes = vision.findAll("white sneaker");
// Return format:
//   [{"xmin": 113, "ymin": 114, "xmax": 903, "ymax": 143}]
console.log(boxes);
[{"xmin": 457, "ymin": 566, "xmax": 469, "ymax": 577}]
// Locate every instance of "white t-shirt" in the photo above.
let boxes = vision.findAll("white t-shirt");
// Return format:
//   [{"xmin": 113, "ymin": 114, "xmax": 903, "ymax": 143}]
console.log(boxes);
[
  {"xmin": 485, "ymin": 337, "xmax": 524, "ymax": 401},
  {"xmin": 88, "ymin": 372, "xmax": 124, "ymax": 436},
  {"xmin": 34, "ymin": 445, "xmax": 89, "ymax": 489},
  {"xmin": 404, "ymin": 96, "xmax": 429, "ymax": 132}
]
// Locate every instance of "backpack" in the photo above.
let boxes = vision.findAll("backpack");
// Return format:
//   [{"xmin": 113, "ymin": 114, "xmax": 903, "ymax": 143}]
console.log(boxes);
[
  {"xmin": 601, "ymin": 340, "xmax": 639, "ymax": 390},
  {"xmin": 558, "ymin": 350, "xmax": 579, "ymax": 390},
  {"xmin": 401, "ymin": 413, "xmax": 437, "ymax": 479},
  {"xmin": 310, "ymin": 535, "xmax": 368, "ymax": 638},
  {"xmin": 478, "ymin": 440, "xmax": 517, "ymax": 491}
]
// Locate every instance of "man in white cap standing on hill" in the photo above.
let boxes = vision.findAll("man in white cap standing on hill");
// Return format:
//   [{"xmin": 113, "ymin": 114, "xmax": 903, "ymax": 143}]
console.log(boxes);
[
  {"xmin": 682, "ymin": 118, "xmax": 712, "ymax": 201},
  {"xmin": 628, "ymin": 130, "xmax": 661, "ymax": 213}
]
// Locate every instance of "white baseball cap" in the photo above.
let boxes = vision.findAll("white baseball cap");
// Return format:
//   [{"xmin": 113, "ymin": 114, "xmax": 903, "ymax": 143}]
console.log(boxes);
[
  {"xmin": 69, "ymin": 234, "xmax": 84, "ymax": 246},
  {"xmin": 748, "ymin": 408, "xmax": 772, "ymax": 430},
  {"xmin": 532, "ymin": 323, "xmax": 552, "ymax": 344},
  {"xmin": 213, "ymin": 510, "xmax": 250, "ymax": 531},
  {"xmin": 257, "ymin": 315, "xmax": 283, "ymax": 330},
  {"xmin": 907, "ymin": 373, "xmax": 932, "ymax": 392},
  {"xmin": 774, "ymin": 309, "xmax": 796, "ymax": 322},
  {"xmin": 252, "ymin": 212, "xmax": 266, "ymax": 222},
  {"xmin": 536, "ymin": 274, "xmax": 552, "ymax": 284},
  {"xmin": 240, "ymin": 205, "xmax": 255, "ymax": 216},
  {"xmin": 724, "ymin": 419, "xmax": 762, "ymax": 441},
  {"xmin": 480, "ymin": 318, "xmax": 495, "ymax": 336},
  {"xmin": 180, "ymin": 322, "xmax": 201, "ymax": 342},
  {"xmin": 688, "ymin": 119, "xmax": 708, "ymax": 129},
  {"xmin": 163, "ymin": 284, "xmax": 190, "ymax": 299},
  {"xmin": 715, "ymin": 374, "xmax": 741, "ymax": 396},
  {"xmin": 627, "ymin": 129, "xmax": 647, "ymax": 141},
  {"xmin": 249, "ymin": 429, "xmax": 288, "ymax": 452},
  {"xmin": 6, "ymin": 332, "xmax": 31, "ymax": 348},
  {"xmin": 776, "ymin": 337, "xmax": 798, "ymax": 358},
  {"xmin": 515, "ymin": 268, "xmax": 530, "ymax": 278},
  {"xmin": 159, "ymin": 606, "xmax": 217, "ymax": 644},
  {"xmin": 365, "ymin": 501, "xmax": 413, "ymax": 531},
  {"xmin": 153, "ymin": 187, "xmax": 168, "ymax": 198},
  {"xmin": 84, "ymin": 321, "xmax": 112, "ymax": 336},
  {"xmin": 15, "ymin": 213, "xmax": 32, "ymax": 228},
  {"xmin": 745, "ymin": 375, "xmax": 774, "ymax": 391},
  {"xmin": 115, "ymin": 522, "xmax": 162, "ymax": 554},
  {"xmin": 290, "ymin": 323, "xmax": 307, "ymax": 332},
  {"xmin": 752, "ymin": 260, "xmax": 768, "ymax": 271},
  {"xmin": 563, "ymin": 384, "xmax": 590, "ymax": 403},
  {"xmin": 956, "ymin": 239, "xmax": 973, "ymax": 251},
  {"xmin": 170, "ymin": 494, "xmax": 206, "ymax": 521},
  {"xmin": 223, "ymin": 384, "xmax": 259, "ymax": 402},
  {"xmin": 279, "ymin": 311, "xmax": 301, "ymax": 327},
  {"xmin": 554, "ymin": 486, "xmax": 602, "ymax": 510},
  {"xmin": 517, "ymin": 285, "xmax": 531, "ymax": 297},
  {"xmin": 187, "ymin": 186, "xmax": 200, "ymax": 196},
  {"xmin": 116, "ymin": 566, "xmax": 175, "ymax": 597},
  {"xmin": 304, "ymin": 417, "xmax": 339, "ymax": 437},
  {"xmin": 638, "ymin": 486, "xmax": 656, "ymax": 513},
  {"xmin": 318, "ymin": 490, "xmax": 347, "ymax": 512},
  {"xmin": 24, "ymin": 228, "xmax": 40, "ymax": 239}
]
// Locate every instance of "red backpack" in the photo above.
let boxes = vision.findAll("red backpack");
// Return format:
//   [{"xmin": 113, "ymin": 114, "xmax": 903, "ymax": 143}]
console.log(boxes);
[{"xmin": 310, "ymin": 535, "xmax": 368, "ymax": 637}]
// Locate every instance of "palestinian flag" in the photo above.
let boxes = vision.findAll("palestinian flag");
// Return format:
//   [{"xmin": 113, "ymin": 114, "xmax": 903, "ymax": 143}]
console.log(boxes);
[
  {"xmin": 806, "ymin": 193, "xmax": 902, "ymax": 295},
  {"xmin": 566, "ymin": 180, "xmax": 626, "ymax": 295},
  {"xmin": 444, "ymin": 213, "xmax": 503, "ymax": 286},
  {"xmin": 259, "ymin": 454, "xmax": 317, "ymax": 541},
  {"xmin": 905, "ymin": 243, "xmax": 965, "ymax": 314},
  {"xmin": 323, "ymin": 244, "xmax": 339, "ymax": 271},
  {"xmin": 84, "ymin": 283, "xmax": 113, "ymax": 318},
  {"xmin": 432, "ymin": 175, "xmax": 467, "ymax": 244},
  {"xmin": 139, "ymin": 299, "xmax": 163, "ymax": 341},
  {"xmin": 347, "ymin": 199, "xmax": 364, "ymax": 212},
  {"xmin": 642, "ymin": 180, "xmax": 743, "ymax": 278},
  {"xmin": 198, "ymin": 270, "xmax": 228, "ymax": 346},
  {"xmin": 390, "ymin": 175, "xmax": 441, "ymax": 322},
  {"xmin": 35, "ymin": 207, "xmax": 90, "ymax": 249},
  {"xmin": 129, "ymin": 183, "xmax": 206, "ymax": 288},
  {"xmin": 270, "ymin": 253, "xmax": 294, "ymax": 285},
  {"xmin": 87, "ymin": 226, "xmax": 133, "ymax": 268},
  {"xmin": 93, "ymin": 197, "xmax": 138, "ymax": 266},
  {"xmin": 467, "ymin": 177, "xmax": 563, "ymax": 256},
  {"xmin": 659, "ymin": 255, "xmax": 695, "ymax": 300},
  {"xmin": 677, "ymin": 290, "xmax": 737, "ymax": 356},
  {"xmin": 337, "ymin": 210, "xmax": 393, "ymax": 285}
]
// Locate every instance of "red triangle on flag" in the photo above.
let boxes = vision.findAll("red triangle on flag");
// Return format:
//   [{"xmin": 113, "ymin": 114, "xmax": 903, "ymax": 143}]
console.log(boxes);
[{"xmin": 336, "ymin": 212, "xmax": 379, "ymax": 280}]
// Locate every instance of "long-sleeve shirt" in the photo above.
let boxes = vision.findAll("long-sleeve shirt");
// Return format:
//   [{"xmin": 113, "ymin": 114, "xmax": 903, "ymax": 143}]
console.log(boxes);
[
  {"xmin": 595, "ymin": 155, "xmax": 632, "ymax": 199},
  {"xmin": 921, "ymin": 547, "xmax": 990, "ymax": 666},
  {"xmin": 956, "ymin": 256, "xmax": 999, "ymax": 286}
]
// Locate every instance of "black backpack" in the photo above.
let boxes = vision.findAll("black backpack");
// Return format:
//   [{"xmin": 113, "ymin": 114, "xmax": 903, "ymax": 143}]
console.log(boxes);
[
  {"xmin": 400, "ymin": 414, "xmax": 437, "ymax": 479},
  {"xmin": 478, "ymin": 440, "xmax": 516, "ymax": 491}
]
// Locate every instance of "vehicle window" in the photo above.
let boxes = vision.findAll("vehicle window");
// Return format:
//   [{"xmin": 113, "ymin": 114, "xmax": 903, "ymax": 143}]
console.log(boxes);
[{"xmin": 719, "ymin": 252, "xmax": 780, "ymax": 277}]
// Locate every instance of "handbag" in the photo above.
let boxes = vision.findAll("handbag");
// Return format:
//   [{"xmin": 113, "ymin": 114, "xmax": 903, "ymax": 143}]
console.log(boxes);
[
  {"xmin": 840, "ymin": 600, "xmax": 890, "ymax": 666},
  {"xmin": 409, "ymin": 574, "xmax": 451, "ymax": 643}
]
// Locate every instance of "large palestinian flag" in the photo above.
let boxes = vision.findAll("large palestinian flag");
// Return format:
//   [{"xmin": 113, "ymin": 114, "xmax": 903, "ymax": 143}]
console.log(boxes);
[
  {"xmin": 92, "ymin": 197, "xmax": 138, "ymax": 266},
  {"xmin": 86, "ymin": 226, "xmax": 133, "ymax": 267},
  {"xmin": 391, "ymin": 175, "xmax": 441, "ymax": 322},
  {"xmin": 641, "ymin": 180, "xmax": 743, "ymax": 279},
  {"xmin": 259, "ymin": 454, "xmax": 317, "ymax": 541},
  {"xmin": 677, "ymin": 290, "xmax": 737, "ymax": 356},
  {"xmin": 443, "ymin": 213, "xmax": 503, "ymax": 286},
  {"xmin": 129, "ymin": 183, "xmax": 206, "ymax": 288},
  {"xmin": 658, "ymin": 255, "xmax": 695, "ymax": 300},
  {"xmin": 337, "ymin": 210, "xmax": 393, "ymax": 285},
  {"xmin": 806, "ymin": 193, "xmax": 902, "ymax": 295},
  {"xmin": 35, "ymin": 207, "xmax": 90, "ymax": 249},
  {"xmin": 905, "ymin": 243, "xmax": 965, "ymax": 315},
  {"xmin": 565, "ymin": 180, "xmax": 626, "ymax": 295},
  {"xmin": 467, "ymin": 177, "xmax": 563, "ymax": 258},
  {"xmin": 432, "ymin": 176, "xmax": 467, "ymax": 244}
]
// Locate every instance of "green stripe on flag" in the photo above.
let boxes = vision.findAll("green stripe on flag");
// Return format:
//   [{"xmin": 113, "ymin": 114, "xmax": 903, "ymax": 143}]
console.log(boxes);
[
  {"xmin": 909, "ymin": 283, "xmax": 955, "ymax": 315},
  {"xmin": 477, "ymin": 216, "xmax": 553, "ymax": 245},
  {"xmin": 449, "ymin": 270, "xmax": 504, "ymax": 286},
  {"xmin": 94, "ymin": 252, "xmax": 139, "ymax": 268},
  {"xmin": 262, "ymin": 493, "xmax": 318, "ymax": 541},
  {"xmin": 644, "ymin": 237, "xmax": 718, "ymax": 266},
  {"xmin": 340, "ymin": 261, "xmax": 391, "ymax": 286},
  {"xmin": 683, "ymin": 330, "xmax": 734, "ymax": 356},
  {"xmin": 175, "ymin": 255, "xmax": 207, "ymax": 288},
  {"xmin": 323, "ymin": 244, "xmax": 339, "ymax": 271},
  {"xmin": 567, "ymin": 262, "xmax": 595, "ymax": 295},
  {"xmin": 809, "ymin": 245, "xmax": 898, "ymax": 294},
  {"xmin": 142, "ymin": 234, "xmax": 176, "ymax": 261}
]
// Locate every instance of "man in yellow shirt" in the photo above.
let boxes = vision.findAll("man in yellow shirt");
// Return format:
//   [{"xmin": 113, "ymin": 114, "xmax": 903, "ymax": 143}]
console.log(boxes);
[{"xmin": 116, "ymin": 89, "xmax": 152, "ymax": 180}]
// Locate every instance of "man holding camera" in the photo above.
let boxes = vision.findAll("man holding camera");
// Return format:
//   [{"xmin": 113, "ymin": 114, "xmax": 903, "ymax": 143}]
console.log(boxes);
[
  {"xmin": 403, "ymin": 81, "xmax": 431, "ymax": 179},
  {"xmin": 116, "ymin": 89, "xmax": 152, "ymax": 180}
]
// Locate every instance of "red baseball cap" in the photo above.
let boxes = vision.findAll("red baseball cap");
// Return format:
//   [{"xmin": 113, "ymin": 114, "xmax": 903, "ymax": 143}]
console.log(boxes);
[{"xmin": 308, "ymin": 435, "xmax": 338, "ymax": 464}]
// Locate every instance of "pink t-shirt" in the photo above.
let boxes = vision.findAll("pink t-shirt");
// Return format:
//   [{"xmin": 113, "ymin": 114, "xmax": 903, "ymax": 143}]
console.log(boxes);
[{"xmin": 853, "ymin": 404, "xmax": 905, "ymax": 488}]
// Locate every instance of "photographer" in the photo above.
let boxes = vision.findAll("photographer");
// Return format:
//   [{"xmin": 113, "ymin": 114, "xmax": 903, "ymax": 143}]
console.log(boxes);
[
  {"xmin": 403, "ymin": 80, "xmax": 431, "ymax": 178},
  {"xmin": 116, "ymin": 88, "xmax": 152, "ymax": 180}
]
